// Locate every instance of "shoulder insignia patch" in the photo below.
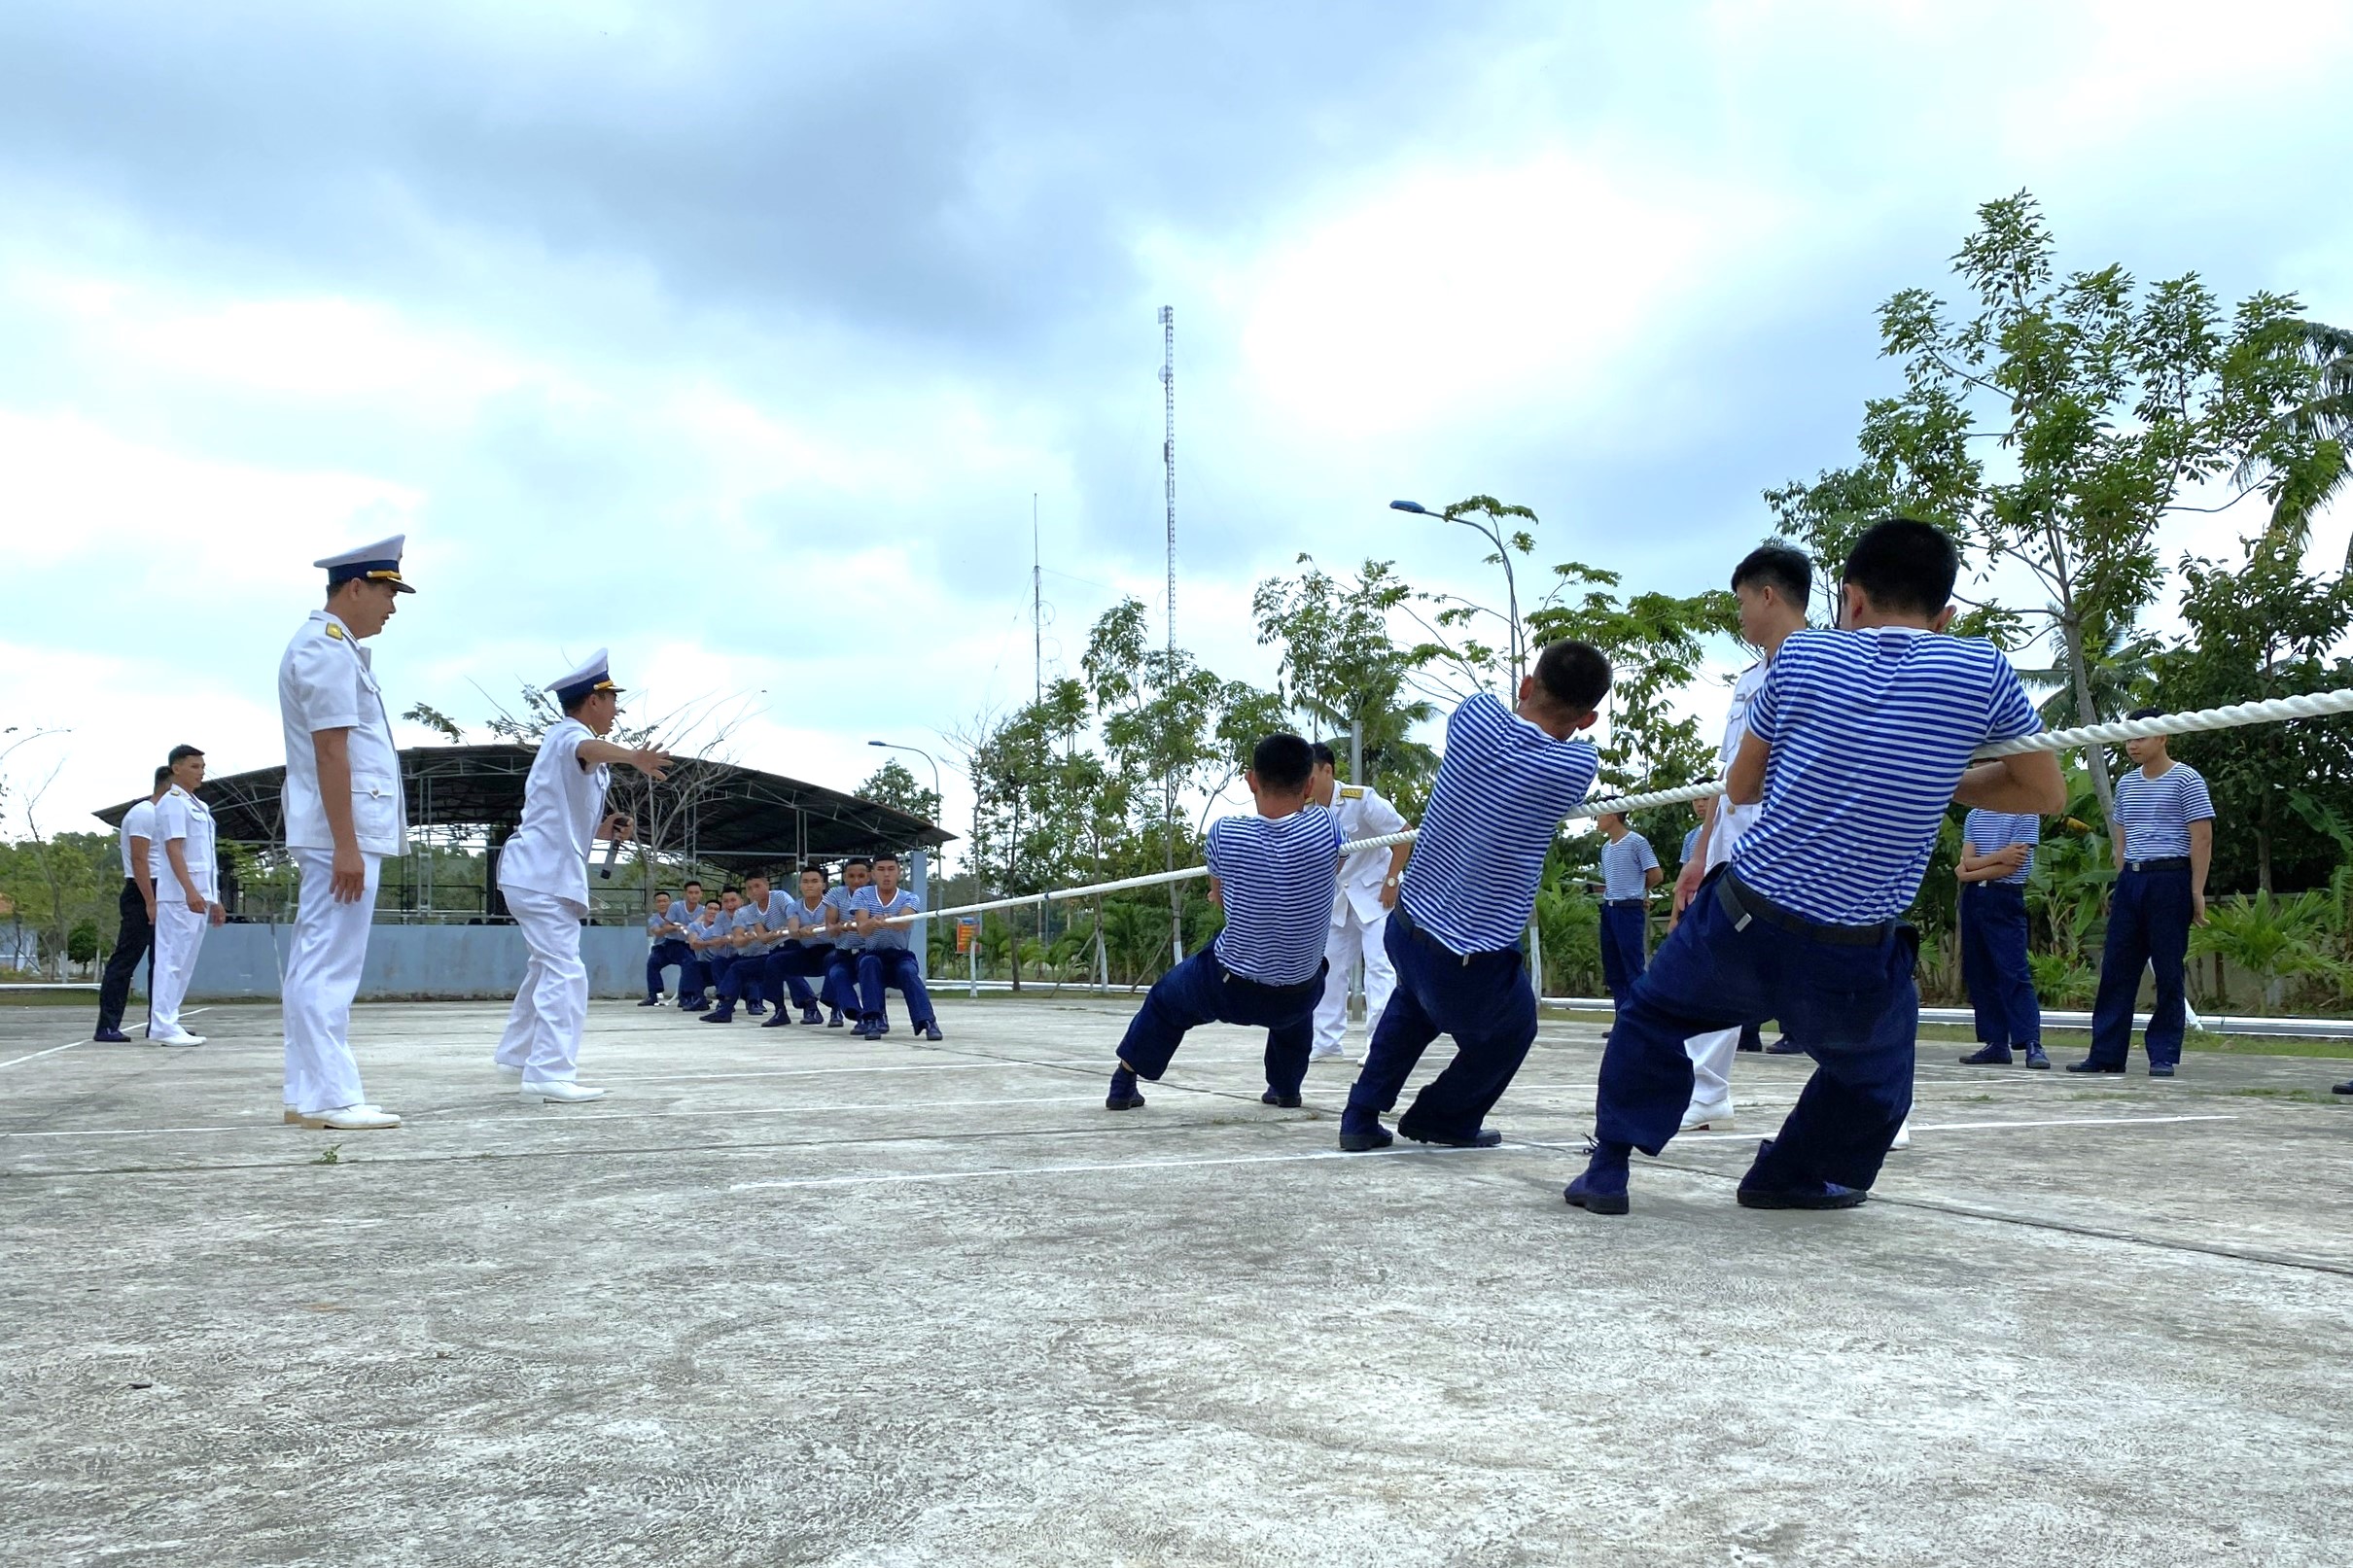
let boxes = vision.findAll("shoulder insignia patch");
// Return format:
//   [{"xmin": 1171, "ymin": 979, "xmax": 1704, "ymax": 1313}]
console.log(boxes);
[
  {"xmin": 1339, "ymin": 785, "xmax": 1364, "ymax": 799},
  {"xmin": 325, "ymin": 623, "xmax": 345, "ymax": 641}
]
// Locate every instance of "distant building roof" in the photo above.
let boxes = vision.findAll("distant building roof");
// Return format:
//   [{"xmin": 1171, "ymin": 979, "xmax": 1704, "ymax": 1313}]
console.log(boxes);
[{"xmin": 92, "ymin": 744, "xmax": 948, "ymax": 868}]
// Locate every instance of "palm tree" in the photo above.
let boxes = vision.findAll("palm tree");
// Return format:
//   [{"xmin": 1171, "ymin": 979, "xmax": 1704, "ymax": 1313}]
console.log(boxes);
[
  {"xmin": 2016, "ymin": 619, "xmax": 2160, "ymax": 732},
  {"xmin": 2238, "ymin": 318, "xmax": 2353, "ymax": 561}
]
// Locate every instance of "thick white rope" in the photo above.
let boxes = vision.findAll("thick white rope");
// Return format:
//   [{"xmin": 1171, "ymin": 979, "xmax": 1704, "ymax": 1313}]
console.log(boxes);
[{"xmin": 888, "ymin": 685, "xmax": 2353, "ymax": 927}]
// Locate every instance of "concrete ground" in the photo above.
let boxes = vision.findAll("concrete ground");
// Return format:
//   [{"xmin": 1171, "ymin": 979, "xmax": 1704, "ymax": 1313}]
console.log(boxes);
[{"xmin": 4, "ymin": 993, "xmax": 2349, "ymax": 1568}]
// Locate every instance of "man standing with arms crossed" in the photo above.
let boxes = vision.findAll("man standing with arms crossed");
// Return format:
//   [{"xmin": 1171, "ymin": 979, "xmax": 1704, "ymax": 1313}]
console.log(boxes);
[
  {"xmin": 1670, "ymin": 544, "xmax": 1811, "ymax": 1132},
  {"xmin": 280, "ymin": 538, "xmax": 415, "ymax": 1129},
  {"xmin": 1306, "ymin": 743, "xmax": 1410, "ymax": 1063},
  {"xmin": 92, "ymin": 765, "xmax": 170, "ymax": 1044}
]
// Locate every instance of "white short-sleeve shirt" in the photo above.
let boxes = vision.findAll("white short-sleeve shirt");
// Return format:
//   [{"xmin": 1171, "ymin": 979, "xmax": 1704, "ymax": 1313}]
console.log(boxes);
[
  {"xmin": 496, "ymin": 718, "xmax": 611, "ymax": 906},
  {"xmin": 1328, "ymin": 784, "xmax": 1411, "ymax": 924},
  {"xmin": 119, "ymin": 797, "xmax": 158, "ymax": 879},
  {"xmin": 149, "ymin": 784, "xmax": 219, "ymax": 900},
  {"xmin": 278, "ymin": 610, "xmax": 407, "ymax": 857}
]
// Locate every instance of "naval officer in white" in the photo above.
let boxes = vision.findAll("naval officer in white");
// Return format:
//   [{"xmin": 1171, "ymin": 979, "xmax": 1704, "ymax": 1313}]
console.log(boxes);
[
  {"xmin": 280, "ymin": 537, "xmax": 413, "ymax": 1131},
  {"xmin": 495, "ymin": 651, "xmax": 669, "ymax": 1102},
  {"xmin": 147, "ymin": 745, "xmax": 224, "ymax": 1045},
  {"xmin": 1305, "ymin": 743, "xmax": 1411, "ymax": 1061}
]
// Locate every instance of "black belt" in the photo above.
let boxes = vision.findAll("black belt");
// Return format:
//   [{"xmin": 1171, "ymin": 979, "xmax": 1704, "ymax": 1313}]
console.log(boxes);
[
  {"xmin": 1390, "ymin": 902, "xmax": 1521, "ymax": 967},
  {"xmin": 1716, "ymin": 872, "xmax": 1894, "ymax": 948},
  {"xmin": 1603, "ymin": 898, "xmax": 1646, "ymax": 909},
  {"xmin": 2124, "ymin": 856, "xmax": 2191, "ymax": 873}
]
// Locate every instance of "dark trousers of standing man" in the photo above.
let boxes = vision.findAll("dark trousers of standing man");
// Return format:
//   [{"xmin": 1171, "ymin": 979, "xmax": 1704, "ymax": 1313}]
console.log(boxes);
[
  {"xmin": 1117, "ymin": 946, "xmax": 1326, "ymax": 1098},
  {"xmin": 95, "ymin": 879, "xmax": 154, "ymax": 1035},
  {"xmin": 2088, "ymin": 862, "xmax": 2193, "ymax": 1069},
  {"xmin": 1959, "ymin": 882, "xmax": 2041, "ymax": 1053},
  {"xmin": 1598, "ymin": 901, "xmax": 1647, "ymax": 1005},
  {"xmin": 1593, "ymin": 870, "xmax": 1918, "ymax": 1193},
  {"xmin": 1341, "ymin": 907, "xmax": 1537, "ymax": 1142}
]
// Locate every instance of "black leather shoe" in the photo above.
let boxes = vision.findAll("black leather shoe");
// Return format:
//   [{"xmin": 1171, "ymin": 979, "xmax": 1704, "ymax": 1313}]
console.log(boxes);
[
  {"xmin": 1958, "ymin": 1045, "xmax": 2014, "ymax": 1065},
  {"xmin": 2024, "ymin": 1047, "xmax": 2051, "ymax": 1069},
  {"xmin": 2334, "ymin": 1079, "xmax": 2353, "ymax": 1095},
  {"xmin": 922, "ymin": 1023, "xmax": 943, "ymax": 1042},
  {"xmin": 1737, "ymin": 1181, "xmax": 1868, "ymax": 1210},
  {"xmin": 1764, "ymin": 1036, "xmax": 1805, "ymax": 1055},
  {"xmin": 699, "ymin": 1007, "xmax": 733, "ymax": 1024},
  {"xmin": 1106, "ymin": 1068, "xmax": 1145, "ymax": 1111},
  {"xmin": 759, "ymin": 1013, "xmax": 791, "ymax": 1028},
  {"xmin": 2065, "ymin": 1059, "xmax": 2124, "ymax": 1074},
  {"xmin": 92, "ymin": 1027, "xmax": 131, "ymax": 1043},
  {"xmin": 1338, "ymin": 1125, "xmax": 1393, "ymax": 1152},
  {"xmin": 1563, "ymin": 1174, "xmax": 1630, "ymax": 1215},
  {"xmin": 1260, "ymin": 1089, "xmax": 1303, "ymax": 1108},
  {"xmin": 2148, "ymin": 1063, "xmax": 2176, "ymax": 1078},
  {"xmin": 1399, "ymin": 1124, "xmax": 1503, "ymax": 1148},
  {"xmin": 636, "ymin": 997, "xmax": 663, "ymax": 1008}
]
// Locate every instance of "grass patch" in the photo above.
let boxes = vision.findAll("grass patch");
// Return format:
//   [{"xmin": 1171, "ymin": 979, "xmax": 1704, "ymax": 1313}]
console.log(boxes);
[{"xmin": 2225, "ymin": 1087, "xmax": 2336, "ymax": 1104}]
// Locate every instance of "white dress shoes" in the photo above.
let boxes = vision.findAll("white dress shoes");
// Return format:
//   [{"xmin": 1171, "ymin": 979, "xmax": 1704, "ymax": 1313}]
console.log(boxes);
[
  {"xmin": 1679, "ymin": 1103, "xmax": 1737, "ymax": 1133},
  {"xmin": 520, "ymin": 1079, "xmax": 607, "ymax": 1103},
  {"xmin": 1889, "ymin": 1118, "xmax": 1913, "ymax": 1150},
  {"xmin": 299, "ymin": 1104, "xmax": 403, "ymax": 1131},
  {"xmin": 152, "ymin": 1030, "xmax": 205, "ymax": 1047}
]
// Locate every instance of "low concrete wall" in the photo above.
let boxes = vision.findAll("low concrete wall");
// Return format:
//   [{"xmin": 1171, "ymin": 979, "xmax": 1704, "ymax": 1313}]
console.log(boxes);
[{"xmin": 184, "ymin": 923, "xmax": 650, "ymax": 1001}]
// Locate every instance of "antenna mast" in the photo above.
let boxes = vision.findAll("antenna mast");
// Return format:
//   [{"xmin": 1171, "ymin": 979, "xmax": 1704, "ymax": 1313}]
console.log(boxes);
[
  {"xmin": 1031, "ymin": 492, "xmax": 1042, "ymax": 706},
  {"xmin": 1159, "ymin": 306, "xmax": 1176, "ymax": 661}
]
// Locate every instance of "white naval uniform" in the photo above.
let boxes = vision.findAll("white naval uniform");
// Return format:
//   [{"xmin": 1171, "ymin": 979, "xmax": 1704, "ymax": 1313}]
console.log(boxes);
[
  {"xmin": 146, "ymin": 784, "xmax": 218, "ymax": 1036},
  {"xmin": 495, "ymin": 717, "xmax": 611, "ymax": 1084},
  {"xmin": 1683, "ymin": 660, "xmax": 1769, "ymax": 1117},
  {"xmin": 279, "ymin": 610, "xmax": 408, "ymax": 1113},
  {"xmin": 1311, "ymin": 783, "xmax": 1410, "ymax": 1056}
]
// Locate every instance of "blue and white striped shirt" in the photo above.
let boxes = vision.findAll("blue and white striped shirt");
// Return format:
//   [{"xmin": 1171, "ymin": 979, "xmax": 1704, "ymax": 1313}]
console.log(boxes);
[
  {"xmin": 1206, "ymin": 804, "xmax": 1343, "ymax": 985},
  {"xmin": 1962, "ymin": 809, "xmax": 2040, "ymax": 887},
  {"xmin": 849, "ymin": 886, "xmax": 921, "ymax": 953},
  {"xmin": 2114, "ymin": 763, "xmax": 2214, "ymax": 860},
  {"xmin": 823, "ymin": 885, "xmax": 867, "ymax": 951},
  {"xmin": 1399, "ymin": 692, "xmax": 1600, "ymax": 955},
  {"xmin": 1733, "ymin": 628, "xmax": 2041, "ymax": 924},
  {"xmin": 1599, "ymin": 832, "xmax": 1658, "ymax": 900}
]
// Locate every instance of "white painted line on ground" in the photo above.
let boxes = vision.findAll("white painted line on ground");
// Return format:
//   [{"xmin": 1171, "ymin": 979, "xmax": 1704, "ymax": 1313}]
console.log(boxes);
[
  {"xmin": 593, "ymin": 1063, "xmax": 1005, "ymax": 1085},
  {"xmin": 729, "ymin": 1141, "xmax": 1491, "ymax": 1194},
  {"xmin": 1, "ymin": 1093, "xmax": 1121, "ymax": 1139},
  {"xmin": 0, "ymin": 1036, "xmax": 90, "ymax": 1070},
  {"xmin": 1667, "ymin": 1112, "xmax": 2236, "ymax": 1143}
]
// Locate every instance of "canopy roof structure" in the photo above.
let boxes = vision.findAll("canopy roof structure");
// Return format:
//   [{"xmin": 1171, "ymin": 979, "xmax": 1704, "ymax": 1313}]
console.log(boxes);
[{"xmin": 94, "ymin": 744, "xmax": 949, "ymax": 869}]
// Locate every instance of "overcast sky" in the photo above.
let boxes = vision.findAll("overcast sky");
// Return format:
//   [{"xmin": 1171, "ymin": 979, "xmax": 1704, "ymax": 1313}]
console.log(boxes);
[{"xmin": 4, "ymin": 0, "xmax": 2349, "ymax": 858}]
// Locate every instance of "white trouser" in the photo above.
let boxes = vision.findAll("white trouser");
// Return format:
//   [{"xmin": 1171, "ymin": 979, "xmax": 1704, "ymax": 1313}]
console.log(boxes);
[
  {"xmin": 1684, "ymin": 1027, "xmax": 1739, "ymax": 1115},
  {"xmin": 498, "ymin": 888, "xmax": 589, "ymax": 1082},
  {"xmin": 1313, "ymin": 904, "xmax": 1395, "ymax": 1054},
  {"xmin": 283, "ymin": 849, "xmax": 380, "ymax": 1114},
  {"xmin": 148, "ymin": 899, "xmax": 209, "ymax": 1036}
]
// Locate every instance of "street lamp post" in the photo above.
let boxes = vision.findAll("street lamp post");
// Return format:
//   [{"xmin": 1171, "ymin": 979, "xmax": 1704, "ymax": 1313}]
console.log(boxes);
[
  {"xmin": 867, "ymin": 739, "xmax": 953, "ymax": 992},
  {"xmin": 1391, "ymin": 498, "xmax": 1525, "ymax": 694}
]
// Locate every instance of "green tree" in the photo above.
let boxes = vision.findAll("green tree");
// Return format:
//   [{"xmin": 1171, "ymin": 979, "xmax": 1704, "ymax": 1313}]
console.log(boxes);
[
  {"xmin": 854, "ymin": 758, "xmax": 943, "ymax": 829},
  {"xmin": 2148, "ymin": 532, "xmax": 2353, "ymax": 895},
  {"xmin": 1399, "ymin": 495, "xmax": 1539, "ymax": 702},
  {"xmin": 1250, "ymin": 556, "xmax": 1438, "ymax": 804},
  {"xmin": 1771, "ymin": 191, "xmax": 2326, "ymax": 818}
]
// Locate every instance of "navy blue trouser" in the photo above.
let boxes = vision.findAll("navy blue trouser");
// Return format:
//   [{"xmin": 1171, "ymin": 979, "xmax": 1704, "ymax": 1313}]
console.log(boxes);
[
  {"xmin": 1117, "ymin": 947, "xmax": 1326, "ymax": 1098},
  {"xmin": 703, "ymin": 952, "xmax": 739, "ymax": 1006},
  {"xmin": 2089, "ymin": 866, "xmax": 2193, "ymax": 1068},
  {"xmin": 858, "ymin": 948, "xmax": 936, "ymax": 1028},
  {"xmin": 96, "ymin": 879, "xmax": 155, "ymax": 1033},
  {"xmin": 762, "ymin": 944, "xmax": 826, "ymax": 1011},
  {"xmin": 1959, "ymin": 882, "xmax": 2041, "ymax": 1050},
  {"xmin": 1341, "ymin": 911, "xmax": 1537, "ymax": 1140},
  {"xmin": 715, "ymin": 950, "xmax": 769, "ymax": 1007},
  {"xmin": 825, "ymin": 949, "xmax": 862, "ymax": 1015},
  {"xmin": 1598, "ymin": 902, "xmax": 1647, "ymax": 1004},
  {"xmin": 673, "ymin": 946, "xmax": 710, "ymax": 1003},
  {"xmin": 646, "ymin": 938, "xmax": 693, "ymax": 1001},
  {"xmin": 1594, "ymin": 871, "xmax": 1918, "ymax": 1192}
]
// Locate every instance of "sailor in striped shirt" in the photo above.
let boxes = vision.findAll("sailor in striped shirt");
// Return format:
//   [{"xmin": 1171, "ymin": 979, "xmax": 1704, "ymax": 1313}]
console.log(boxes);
[
  {"xmin": 1107, "ymin": 734, "xmax": 1342, "ymax": 1112},
  {"xmin": 1337, "ymin": 640, "xmax": 1612, "ymax": 1152},
  {"xmin": 1956, "ymin": 809, "xmax": 2047, "ymax": 1068},
  {"xmin": 1568, "ymin": 517, "xmax": 2063, "ymax": 1216},
  {"xmin": 1595, "ymin": 813, "xmax": 1660, "ymax": 1007},
  {"xmin": 2074, "ymin": 713, "xmax": 2214, "ymax": 1077}
]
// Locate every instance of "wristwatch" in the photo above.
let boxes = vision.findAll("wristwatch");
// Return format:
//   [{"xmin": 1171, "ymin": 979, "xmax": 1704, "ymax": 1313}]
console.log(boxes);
[{"xmin": 1383, "ymin": 875, "xmax": 1402, "ymax": 888}]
